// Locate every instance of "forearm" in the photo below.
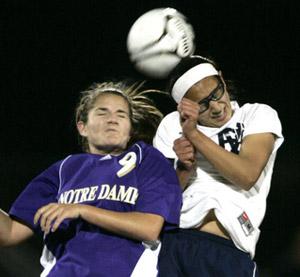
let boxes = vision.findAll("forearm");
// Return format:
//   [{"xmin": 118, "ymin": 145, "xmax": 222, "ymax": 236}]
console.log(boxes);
[
  {"xmin": 0, "ymin": 209, "xmax": 33, "ymax": 247},
  {"xmin": 176, "ymin": 163, "xmax": 195, "ymax": 190},
  {"xmin": 0, "ymin": 209, "xmax": 13, "ymax": 246},
  {"xmin": 186, "ymin": 130, "xmax": 267, "ymax": 190},
  {"xmin": 79, "ymin": 205, "xmax": 164, "ymax": 241}
]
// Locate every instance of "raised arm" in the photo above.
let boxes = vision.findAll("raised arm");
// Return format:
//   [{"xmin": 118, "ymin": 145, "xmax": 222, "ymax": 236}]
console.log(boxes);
[
  {"xmin": 185, "ymin": 130, "xmax": 274, "ymax": 190},
  {"xmin": 178, "ymin": 98, "xmax": 275, "ymax": 191},
  {"xmin": 0, "ymin": 209, "xmax": 34, "ymax": 247},
  {"xmin": 172, "ymin": 136, "xmax": 197, "ymax": 190}
]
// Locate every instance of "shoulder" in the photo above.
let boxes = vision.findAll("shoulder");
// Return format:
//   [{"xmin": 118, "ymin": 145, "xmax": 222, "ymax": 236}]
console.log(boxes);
[
  {"xmin": 239, "ymin": 103, "xmax": 283, "ymax": 140},
  {"xmin": 53, "ymin": 153, "xmax": 96, "ymax": 171},
  {"xmin": 240, "ymin": 103, "xmax": 279, "ymax": 116},
  {"xmin": 154, "ymin": 111, "xmax": 182, "ymax": 140},
  {"xmin": 132, "ymin": 141, "xmax": 173, "ymax": 166},
  {"xmin": 159, "ymin": 111, "xmax": 180, "ymax": 126},
  {"xmin": 131, "ymin": 141, "xmax": 167, "ymax": 159},
  {"xmin": 58, "ymin": 153, "xmax": 90, "ymax": 164},
  {"xmin": 233, "ymin": 102, "xmax": 281, "ymax": 126}
]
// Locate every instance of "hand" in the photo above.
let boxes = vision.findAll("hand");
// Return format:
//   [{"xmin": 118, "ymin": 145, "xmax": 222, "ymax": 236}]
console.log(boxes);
[
  {"xmin": 178, "ymin": 98, "xmax": 200, "ymax": 137},
  {"xmin": 173, "ymin": 137, "xmax": 196, "ymax": 170},
  {"xmin": 34, "ymin": 203, "xmax": 82, "ymax": 234}
]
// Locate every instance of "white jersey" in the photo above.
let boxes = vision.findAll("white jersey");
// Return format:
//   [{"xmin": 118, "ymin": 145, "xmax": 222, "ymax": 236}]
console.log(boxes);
[{"xmin": 153, "ymin": 101, "xmax": 284, "ymax": 258}]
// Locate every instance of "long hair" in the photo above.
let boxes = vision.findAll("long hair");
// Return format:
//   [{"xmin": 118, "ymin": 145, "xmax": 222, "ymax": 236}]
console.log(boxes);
[{"xmin": 75, "ymin": 81, "xmax": 166, "ymax": 152}]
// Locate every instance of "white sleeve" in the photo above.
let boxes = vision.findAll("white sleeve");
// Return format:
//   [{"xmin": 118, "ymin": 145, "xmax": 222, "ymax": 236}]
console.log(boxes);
[
  {"xmin": 153, "ymin": 113, "xmax": 181, "ymax": 159},
  {"xmin": 243, "ymin": 103, "xmax": 284, "ymax": 152}
]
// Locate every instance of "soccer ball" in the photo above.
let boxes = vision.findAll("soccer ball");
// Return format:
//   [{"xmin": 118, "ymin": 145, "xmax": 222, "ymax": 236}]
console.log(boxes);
[{"xmin": 127, "ymin": 7, "xmax": 196, "ymax": 79}]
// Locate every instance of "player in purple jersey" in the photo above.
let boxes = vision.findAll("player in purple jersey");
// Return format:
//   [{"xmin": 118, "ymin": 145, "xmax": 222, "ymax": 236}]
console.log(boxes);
[{"xmin": 0, "ymin": 81, "xmax": 182, "ymax": 277}]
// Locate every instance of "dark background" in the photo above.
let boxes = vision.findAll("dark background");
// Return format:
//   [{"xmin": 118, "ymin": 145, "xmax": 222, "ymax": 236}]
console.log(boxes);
[{"xmin": 0, "ymin": 0, "xmax": 299, "ymax": 276}]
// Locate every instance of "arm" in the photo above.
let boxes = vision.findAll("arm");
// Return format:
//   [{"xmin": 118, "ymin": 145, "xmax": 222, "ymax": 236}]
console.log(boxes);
[
  {"xmin": 0, "ymin": 209, "xmax": 34, "ymax": 247},
  {"xmin": 186, "ymin": 130, "xmax": 275, "ymax": 190},
  {"xmin": 34, "ymin": 203, "xmax": 164, "ymax": 242},
  {"xmin": 178, "ymin": 98, "xmax": 275, "ymax": 191},
  {"xmin": 173, "ymin": 137, "xmax": 197, "ymax": 190},
  {"xmin": 176, "ymin": 167, "xmax": 194, "ymax": 190}
]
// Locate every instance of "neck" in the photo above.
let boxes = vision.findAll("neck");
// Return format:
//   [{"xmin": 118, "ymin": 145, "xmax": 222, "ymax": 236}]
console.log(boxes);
[{"xmin": 89, "ymin": 145, "xmax": 126, "ymax": 156}]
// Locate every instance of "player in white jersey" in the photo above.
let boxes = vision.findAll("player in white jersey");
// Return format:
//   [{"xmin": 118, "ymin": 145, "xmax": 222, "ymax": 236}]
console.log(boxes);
[
  {"xmin": 153, "ymin": 55, "xmax": 284, "ymax": 276},
  {"xmin": 0, "ymin": 81, "xmax": 182, "ymax": 276}
]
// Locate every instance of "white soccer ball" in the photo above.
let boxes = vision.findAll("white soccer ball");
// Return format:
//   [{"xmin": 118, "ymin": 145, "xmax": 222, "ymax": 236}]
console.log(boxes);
[{"xmin": 127, "ymin": 7, "xmax": 196, "ymax": 79}]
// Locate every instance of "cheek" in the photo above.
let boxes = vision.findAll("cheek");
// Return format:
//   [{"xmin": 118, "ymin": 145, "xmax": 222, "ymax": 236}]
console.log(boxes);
[
  {"xmin": 223, "ymin": 93, "xmax": 231, "ymax": 104},
  {"xmin": 197, "ymin": 114, "xmax": 209, "ymax": 125},
  {"xmin": 123, "ymin": 122, "xmax": 132, "ymax": 137},
  {"xmin": 88, "ymin": 120, "xmax": 104, "ymax": 134}
]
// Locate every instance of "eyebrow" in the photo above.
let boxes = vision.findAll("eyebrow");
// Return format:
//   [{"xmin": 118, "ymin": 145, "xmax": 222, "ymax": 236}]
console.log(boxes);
[
  {"xmin": 95, "ymin": 107, "xmax": 129, "ymax": 114},
  {"xmin": 198, "ymin": 82, "xmax": 223, "ymax": 104}
]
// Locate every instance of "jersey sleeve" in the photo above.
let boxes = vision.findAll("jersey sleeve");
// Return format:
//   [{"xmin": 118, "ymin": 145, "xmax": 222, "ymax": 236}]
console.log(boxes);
[
  {"xmin": 135, "ymin": 145, "xmax": 182, "ymax": 229},
  {"xmin": 243, "ymin": 103, "xmax": 284, "ymax": 152},
  {"xmin": 9, "ymin": 161, "xmax": 61, "ymax": 232},
  {"xmin": 153, "ymin": 113, "xmax": 179, "ymax": 159}
]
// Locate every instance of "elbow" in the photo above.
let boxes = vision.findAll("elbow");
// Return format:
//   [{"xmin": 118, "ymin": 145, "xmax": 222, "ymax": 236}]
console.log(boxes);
[
  {"xmin": 0, "ymin": 238, "xmax": 5, "ymax": 247},
  {"xmin": 142, "ymin": 219, "xmax": 164, "ymax": 241},
  {"xmin": 142, "ymin": 227, "xmax": 161, "ymax": 242},
  {"xmin": 0, "ymin": 239, "xmax": 11, "ymax": 247},
  {"xmin": 137, "ymin": 213, "xmax": 164, "ymax": 241},
  {"xmin": 236, "ymin": 173, "xmax": 259, "ymax": 191},
  {"xmin": 0, "ymin": 233, "xmax": 13, "ymax": 247},
  {"xmin": 240, "ymin": 181, "xmax": 256, "ymax": 191}
]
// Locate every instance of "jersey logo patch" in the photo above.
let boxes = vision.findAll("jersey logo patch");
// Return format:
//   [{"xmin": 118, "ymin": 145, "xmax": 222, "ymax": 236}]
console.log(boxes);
[
  {"xmin": 218, "ymin": 123, "xmax": 244, "ymax": 154},
  {"xmin": 238, "ymin": 211, "xmax": 254, "ymax": 236}
]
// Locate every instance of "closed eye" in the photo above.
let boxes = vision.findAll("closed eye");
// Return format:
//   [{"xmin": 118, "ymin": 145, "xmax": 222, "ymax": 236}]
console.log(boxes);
[{"xmin": 116, "ymin": 110, "xmax": 129, "ymax": 119}]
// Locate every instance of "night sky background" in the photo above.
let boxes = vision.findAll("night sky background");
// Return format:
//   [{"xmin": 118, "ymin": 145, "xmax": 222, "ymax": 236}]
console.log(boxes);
[{"xmin": 1, "ymin": 1, "xmax": 299, "ymax": 276}]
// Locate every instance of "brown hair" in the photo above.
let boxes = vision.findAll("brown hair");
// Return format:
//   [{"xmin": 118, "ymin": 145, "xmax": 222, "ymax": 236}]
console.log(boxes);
[{"xmin": 75, "ymin": 81, "xmax": 165, "ymax": 152}]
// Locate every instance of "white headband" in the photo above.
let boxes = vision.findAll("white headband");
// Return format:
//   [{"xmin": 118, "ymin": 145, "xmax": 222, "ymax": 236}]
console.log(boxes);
[{"xmin": 171, "ymin": 63, "xmax": 219, "ymax": 103}]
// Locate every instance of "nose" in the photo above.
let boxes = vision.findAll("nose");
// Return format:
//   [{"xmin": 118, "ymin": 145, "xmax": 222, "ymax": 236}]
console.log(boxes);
[
  {"xmin": 209, "ymin": 101, "xmax": 222, "ymax": 114},
  {"xmin": 106, "ymin": 113, "xmax": 119, "ymax": 123}
]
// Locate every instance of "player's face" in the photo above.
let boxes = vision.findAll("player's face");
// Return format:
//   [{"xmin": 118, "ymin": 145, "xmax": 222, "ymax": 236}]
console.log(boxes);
[
  {"xmin": 77, "ymin": 93, "xmax": 131, "ymax": 155},
  {"xmin": 185, "ymin": 76, "xmax": 233, "ymax": 127}
]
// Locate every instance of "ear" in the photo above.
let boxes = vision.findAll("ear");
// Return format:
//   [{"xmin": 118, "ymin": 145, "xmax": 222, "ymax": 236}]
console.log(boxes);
[{"xmin": 77, "ymin": 121, "xmax": 88, "ymax": 137}]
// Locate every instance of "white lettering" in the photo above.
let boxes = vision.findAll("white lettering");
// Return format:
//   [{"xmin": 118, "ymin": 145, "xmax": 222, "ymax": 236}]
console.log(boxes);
[
  {"xmin": 58, "ymin": 184, "xmax": 138, "ymax": 205},
  {"xmin": 117, "ymin": 186, "xmax": 139, "ymax": 204},
  {"xmin": 117, "ymin": 152, "xmax": 137, "ymax": 177},
  {"xmin": 98, "ymin": 184, "xmax": 111, "ymax": 199},
  {"xmin": 59, "ymin": 189, "xmax": 75, "ymax": 204},
  {"xmin": 107, "ymin": 185, "xmax": 117, "ymax": 200},
  {"xmin": 73, "ymin": 189, "xmax": 82, "ymax": 204},
  {"xmin": 86, "ymin": 186, "xmax": 98, "ymax": 201},
  {"xmin": 76, "ymin": 187, "xmax": 89, "ymax": 203}
]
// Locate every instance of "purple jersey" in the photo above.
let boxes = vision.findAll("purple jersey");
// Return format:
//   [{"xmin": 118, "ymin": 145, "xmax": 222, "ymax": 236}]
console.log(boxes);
[{"xmin": 9, "ymin": 142, "xmax": 182, "ymax": 277}]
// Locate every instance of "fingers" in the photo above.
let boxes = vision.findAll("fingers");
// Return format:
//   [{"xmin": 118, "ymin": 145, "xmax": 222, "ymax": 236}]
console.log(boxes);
[
  {"xmin": 174, "ymin": 138, "xmax": 194, "ymax": 156},
  {"xmin": 178, "ymin": 99, "xmax": 200, "ymax": 137},
  {"xmin": 178, "ymin": 98, "xmax": 200, "ymax": 121},
  {"xmin": 34, "ymin": 203, "xmax": 55, "ymax": 226},
  {"xmin": 34, "ymin": 203, "xmax": 80, "ymax": 234},
  {"xmin": 34, "ymin": 203, "xmax": 59, "ymax": 234},
  {"xmin": 173, "ymin": 137, "xmax": 195, "ymax": 169},
  {"xmin": 50, "ymin": 213, "xmax": 66, "ymax": 233}
]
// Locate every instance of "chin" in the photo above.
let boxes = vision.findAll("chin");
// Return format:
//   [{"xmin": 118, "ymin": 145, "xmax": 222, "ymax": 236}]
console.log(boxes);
[{"xmin": 107, "ymin": 141, "xmax": 127, "ymax": 149}]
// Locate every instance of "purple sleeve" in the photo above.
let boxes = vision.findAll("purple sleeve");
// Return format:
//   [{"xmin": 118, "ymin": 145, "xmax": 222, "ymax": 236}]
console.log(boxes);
[
  {"xmin": 135, "ymin": 146, "xmax": 182, "ymax": 228},
  {"xmin": 9, "ymin": 161, "xmax": 61, "ymax": 232}
]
